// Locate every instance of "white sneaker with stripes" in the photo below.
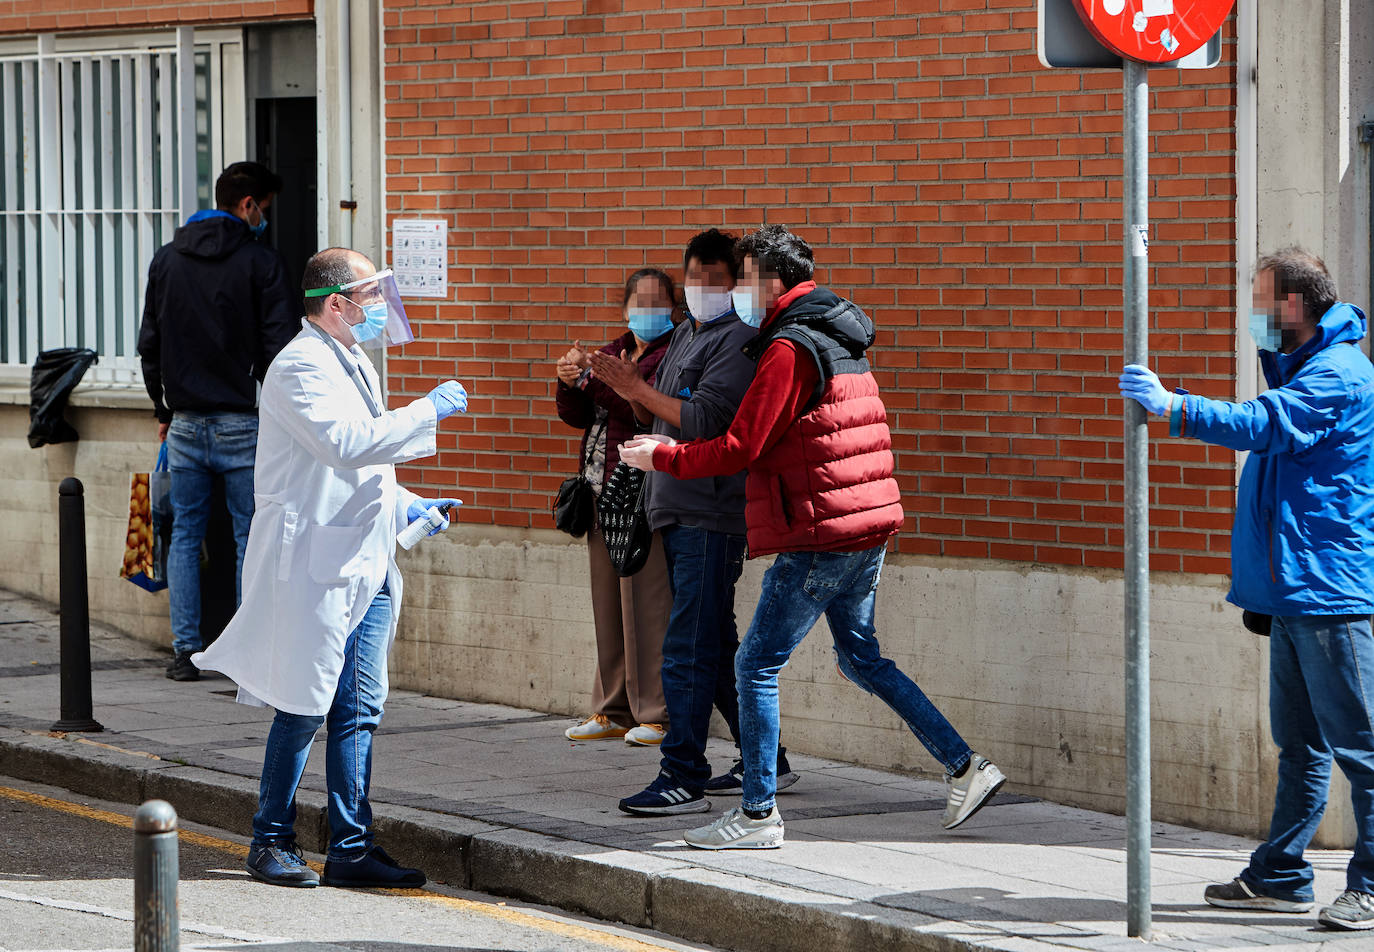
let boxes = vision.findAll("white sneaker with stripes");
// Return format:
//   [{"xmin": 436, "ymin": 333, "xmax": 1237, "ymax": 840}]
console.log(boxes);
[
  {"xmin": 942, "ymin": 754, "xmax": 1006, "ymax": 830},
  {"xmin": 683, "ymin": 806, "xmax": 784, "ymax": 850}
]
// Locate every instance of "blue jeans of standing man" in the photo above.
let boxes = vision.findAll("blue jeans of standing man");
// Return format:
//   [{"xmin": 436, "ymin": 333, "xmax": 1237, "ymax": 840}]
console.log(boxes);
[
  {"xmin": 166, "ymin": 411, "xmax": 257, "ymax": 655},
  {"xmin": 659, "ymin": 525, "xmax": 747, "ymax": 789},
  {"xmin": 1241, "ymin": 614, "xmax": 1374, "ymax": 901},
  {"xmin": 736, "ymin": 545, "xmax": 973, "ymax": 813},
  {"xmin": 251, "ymin": 585, "xmax": 390, "ymax": 861}
]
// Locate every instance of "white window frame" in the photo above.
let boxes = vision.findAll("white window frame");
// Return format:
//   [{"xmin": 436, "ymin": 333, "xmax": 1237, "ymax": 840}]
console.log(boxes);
[{"xmin": 0, "ymin": 27, "xmax": 244, "ymax": 388}]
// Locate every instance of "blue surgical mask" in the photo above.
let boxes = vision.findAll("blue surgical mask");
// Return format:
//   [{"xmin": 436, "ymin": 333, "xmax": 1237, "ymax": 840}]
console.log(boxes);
[
  {"xmin": 248, "ymin": 200, "xmax": 268, "ymax": 238},
  {"xmin": 349, "ymin": 301, "xmax": 390, "ymax": 344},
  {"xmin": 731, "ymin": 288, "xmax": 764, "ymax": 328},
  {"xmin": 627, "ymin": 307, "xmax": 674, "ymax": 341},
  {"xmin": 1249, "ymin": 310, "xmax": 1280, "ymax": 352}
]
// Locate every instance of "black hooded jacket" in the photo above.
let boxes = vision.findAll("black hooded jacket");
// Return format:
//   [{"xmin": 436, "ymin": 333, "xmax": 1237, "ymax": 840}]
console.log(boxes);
[{"xmin": 137, "ymin": 213, "xmax": 298, "ymax": 423}]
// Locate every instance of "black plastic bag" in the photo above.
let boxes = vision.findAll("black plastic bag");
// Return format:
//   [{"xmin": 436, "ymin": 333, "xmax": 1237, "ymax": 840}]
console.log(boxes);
[{"xmin": 28, "ymin": 347, "xmax": 98, "ymax": 448}]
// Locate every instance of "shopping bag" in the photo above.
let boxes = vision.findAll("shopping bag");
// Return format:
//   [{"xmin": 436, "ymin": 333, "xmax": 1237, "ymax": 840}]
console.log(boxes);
[
  {"xmin": 120, "ymin": 444, "xmax": 171, "ymax": 592},
  {"xmin": 596, "ymin": 462, "xmax": 652, "ymax": 577}
]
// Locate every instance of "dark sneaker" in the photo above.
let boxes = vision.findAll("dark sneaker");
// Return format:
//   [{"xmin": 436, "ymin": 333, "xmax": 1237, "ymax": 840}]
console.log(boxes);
[
  {"xmin": 165, "ymin": 651, "xmax": 199, "ymax": 682},
  {"xmin": 1320, "ymin": 890, "xmax": 1374, "ymax": 929},
  {"xmin": 322, "ymin": 845, "xmax": 426, "ymax": 889},
  {"xmin": 705, "ymin": 748, "xmax": 799, "ymax": 796},
  {"xmin": 246, "ymin": 841, "xmax": 319, "ymax": 888},
  {"xmin": 1204, "ymin": 877, "xmax": 1312, "ymax": 913},
  {"xmin": 619, "ymin": 771, "xmax": 711, "ymax": 816}
]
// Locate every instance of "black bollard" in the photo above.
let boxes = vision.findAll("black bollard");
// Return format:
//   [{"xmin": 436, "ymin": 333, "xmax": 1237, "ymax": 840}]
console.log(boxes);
[
  {"xmin": 133, "ymin": 799, "xmax": 179, "ymax": 952},
  {"xmin": 52, "ymin": 477, "xmax": 102, "ymax": 732}
]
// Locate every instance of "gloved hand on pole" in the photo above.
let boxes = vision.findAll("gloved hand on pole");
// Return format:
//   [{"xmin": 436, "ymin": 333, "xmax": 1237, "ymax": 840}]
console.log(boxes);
[{"xmin": 1118, "ymin": 364, "xmax": 1171, "ymax": 416}]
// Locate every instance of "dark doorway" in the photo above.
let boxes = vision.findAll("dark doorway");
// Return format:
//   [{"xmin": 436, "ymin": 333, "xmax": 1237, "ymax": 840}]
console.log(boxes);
[{"xmin": 256, "ymin": 96, "xmax": 318, "ymax": 294}]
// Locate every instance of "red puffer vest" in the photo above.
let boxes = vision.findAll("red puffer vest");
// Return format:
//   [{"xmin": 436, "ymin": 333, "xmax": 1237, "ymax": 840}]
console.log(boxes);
[{"xmin": 742, "ymin": 287, "xmax": 904, "ymax": 557}]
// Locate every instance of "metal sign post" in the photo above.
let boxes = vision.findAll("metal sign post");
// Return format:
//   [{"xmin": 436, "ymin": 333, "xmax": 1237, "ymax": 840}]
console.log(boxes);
[
  {"xmin": 1122, "ymin": 56, "xmax": 1151, "ymax": 941},
  {"xmin": 1041, "ymin": 0, "xmax": 1237, "ymax": 938}
]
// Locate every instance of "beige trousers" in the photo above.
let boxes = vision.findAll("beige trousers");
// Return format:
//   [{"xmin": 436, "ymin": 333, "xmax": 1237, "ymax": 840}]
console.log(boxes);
[{"xmin": 586, "ymin": 521, "xmax": 670, "ymax": 727}]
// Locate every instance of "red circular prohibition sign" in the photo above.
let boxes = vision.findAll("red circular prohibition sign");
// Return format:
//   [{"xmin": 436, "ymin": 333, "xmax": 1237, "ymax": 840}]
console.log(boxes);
[{"xmin": 1068, "ymin": 0, "xmax": 1234, "ymax": 63}]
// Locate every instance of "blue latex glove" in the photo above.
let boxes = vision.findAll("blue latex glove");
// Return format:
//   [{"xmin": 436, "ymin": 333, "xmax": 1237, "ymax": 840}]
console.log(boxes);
[
  {"xmin": 1118, "ymin": 364, "xmax": 1171, "ymax": 416},
  {"xmin": 426, "ymin": 380, "xmax": 468, "ymax": 420},
  {"xmin": 406, "ymin": 498, "xmax": 463, "ymax": 536}
]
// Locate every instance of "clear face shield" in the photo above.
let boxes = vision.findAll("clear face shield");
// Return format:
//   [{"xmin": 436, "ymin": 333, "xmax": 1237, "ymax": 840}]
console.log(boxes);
[{"xmin": 304, "ymin": 269, "xmax": 414, "ymax": 348}]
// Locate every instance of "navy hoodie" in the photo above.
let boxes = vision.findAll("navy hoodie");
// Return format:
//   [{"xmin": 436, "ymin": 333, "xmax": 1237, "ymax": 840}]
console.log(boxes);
[{"xmin": 137, "ymin": 212, "xmax": 298, "ymax": 423}]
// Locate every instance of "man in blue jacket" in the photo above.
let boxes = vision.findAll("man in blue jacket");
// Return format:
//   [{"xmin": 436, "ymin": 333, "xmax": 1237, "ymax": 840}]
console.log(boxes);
[{"xmin": 1120, "ymin": 247, "xmax": 1374, "ymax": 930}]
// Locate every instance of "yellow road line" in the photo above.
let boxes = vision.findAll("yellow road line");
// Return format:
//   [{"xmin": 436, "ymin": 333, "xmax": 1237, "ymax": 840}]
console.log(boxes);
[
  {"xmin": 0, "ymin": 784, "xmax": 678, "ymax": 952},
  {"xmin": 0, "ymin": 783, "xmax": 289, "ymax": 865}
]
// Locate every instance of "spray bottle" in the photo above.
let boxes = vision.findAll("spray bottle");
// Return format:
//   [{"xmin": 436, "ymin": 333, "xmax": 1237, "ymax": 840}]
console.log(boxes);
[{"xmin": 396, "ymin": 502, "xmax": 454, "ymax": 550}]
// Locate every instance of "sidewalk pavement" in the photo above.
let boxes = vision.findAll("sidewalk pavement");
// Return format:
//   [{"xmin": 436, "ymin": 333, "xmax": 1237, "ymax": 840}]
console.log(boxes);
[{"xmin": 0, "ymin": 589, "xmax": 1366, "ymax": 952}]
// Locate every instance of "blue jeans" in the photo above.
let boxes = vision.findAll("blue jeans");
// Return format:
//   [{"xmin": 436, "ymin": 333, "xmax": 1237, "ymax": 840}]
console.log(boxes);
[
  {"xmin": 1242, "ymin": 614, "xmax": 1374, "ymax": 901},
  {"xmin": 659, "ymin": 525, "xmax": 747, "ymax": 790},
  {"xmin": 166, "ymin": 411, "xmax": 257, "ymax": 654},
  {"xmin": 736, "ymin": 546, "xmax": 972, "ymax": 812},
  {"xmin": 252, "ymin": 586, "xmax": 390, "ymax": 861}
]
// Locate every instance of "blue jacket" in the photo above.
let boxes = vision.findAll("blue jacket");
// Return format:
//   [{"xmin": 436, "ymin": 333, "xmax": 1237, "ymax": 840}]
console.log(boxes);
[{"xmin": 1181, "ymin": 303, "xmax": 1374, "ymax": 616}]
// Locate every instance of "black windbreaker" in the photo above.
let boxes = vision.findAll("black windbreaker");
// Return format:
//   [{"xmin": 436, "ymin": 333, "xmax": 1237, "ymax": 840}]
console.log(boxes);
[{"xmin": 137, "ymin": 213, "xmax": 298, "ymax": 423}]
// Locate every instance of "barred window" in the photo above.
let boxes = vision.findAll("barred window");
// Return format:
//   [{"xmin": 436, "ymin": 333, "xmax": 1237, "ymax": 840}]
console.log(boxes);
[{"xmin": 0, "ymin": 28, "xmax": 244, "ymax": 384}]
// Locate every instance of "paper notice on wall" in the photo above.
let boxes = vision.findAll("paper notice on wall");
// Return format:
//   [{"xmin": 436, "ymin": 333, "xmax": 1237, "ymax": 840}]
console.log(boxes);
[{"xmin": 392, "ymin": 219, "xmax": 448, "ymax": 298}]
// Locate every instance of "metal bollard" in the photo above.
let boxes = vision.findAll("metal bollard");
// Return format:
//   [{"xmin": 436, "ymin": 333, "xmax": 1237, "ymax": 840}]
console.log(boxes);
[
  {"xmin": 134, "ymin": 800, "xmax": 180, "ymax": 952},
  {"xmin": 52, "ymin": 477, "xmax": 102, "ymax": 732}
]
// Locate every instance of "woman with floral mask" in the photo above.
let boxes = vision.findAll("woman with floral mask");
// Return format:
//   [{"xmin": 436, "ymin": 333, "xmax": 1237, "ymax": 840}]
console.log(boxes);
[{"xmin": 554, "ymin": 268, "xmax": 677, "ymax": 748}]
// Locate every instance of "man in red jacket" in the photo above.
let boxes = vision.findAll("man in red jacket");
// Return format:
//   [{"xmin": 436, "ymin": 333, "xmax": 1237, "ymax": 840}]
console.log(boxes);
[{"xmin": 620, "ymin": 225, "xmax": 1005, "ymax": 849}]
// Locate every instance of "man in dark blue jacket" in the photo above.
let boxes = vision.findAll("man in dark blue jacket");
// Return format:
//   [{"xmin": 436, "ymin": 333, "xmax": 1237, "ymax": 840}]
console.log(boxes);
[
  {"xmin": 138, "ymin": 161, "xmax": 298, "ymax": 682},
  {"xmin": 1120, "ymin": 247, "xmax": 1374, "ymax": 930}
]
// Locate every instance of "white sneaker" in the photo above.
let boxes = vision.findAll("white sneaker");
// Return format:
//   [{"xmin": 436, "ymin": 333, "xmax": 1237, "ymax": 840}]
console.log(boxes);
[
  {"xmin": 942, "ymin": 754, "xmax": 1005, "ymax": 830},
  {"xmin": 564, "ymin": 714, "xmax": 628, "ymax": 741},
  {"xmin": 683, "ymin": 806, "xmax": 784, "ymax": 850},
  {"xmin": 624, "ymin": 723, "xmax": 666, "ymax": 746}
]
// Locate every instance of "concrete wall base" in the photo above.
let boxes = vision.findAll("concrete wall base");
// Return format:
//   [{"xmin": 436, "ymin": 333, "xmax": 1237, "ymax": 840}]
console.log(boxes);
[{"xmin": 0, "ymin": 401, "xmax": 1351, "ymax": 846}]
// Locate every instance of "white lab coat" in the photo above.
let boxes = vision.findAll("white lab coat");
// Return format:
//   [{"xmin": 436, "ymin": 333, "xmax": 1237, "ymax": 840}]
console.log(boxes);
[{"xmin": 192, "ymin": 320, "xmax": 437, "ymax": 716}]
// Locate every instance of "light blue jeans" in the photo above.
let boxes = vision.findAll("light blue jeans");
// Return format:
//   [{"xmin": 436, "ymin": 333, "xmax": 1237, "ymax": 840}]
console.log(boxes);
[
  {"xmin": 1242, "ymin": 614, "xmax": 1374, "ymax": 901},
  {"xmin": 736, "ymin": 545, "xmax": 972, "ymax": 812},
  {"xmin": 165, "ymin": 411, "xmax": 257, "ymax": 654},
  {"xmin": 251, "ymin": 586, "xmax": 390, "ymax": 861}
]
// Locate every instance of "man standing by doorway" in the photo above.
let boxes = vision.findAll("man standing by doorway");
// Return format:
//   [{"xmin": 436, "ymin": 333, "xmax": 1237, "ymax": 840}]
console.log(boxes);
[{"xmin": 138, "ymin": 160, "xmax": 298, "ymax": 681}]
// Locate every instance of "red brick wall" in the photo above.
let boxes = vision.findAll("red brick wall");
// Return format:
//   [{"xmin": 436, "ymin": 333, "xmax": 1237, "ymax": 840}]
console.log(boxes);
[
  {"xmin": 0, "ymin": 0, "xmax": 311, "ymax": 35},
  {"xmin": 384, "ymin": 1, "xmax": 1238, "ymax": 575}
]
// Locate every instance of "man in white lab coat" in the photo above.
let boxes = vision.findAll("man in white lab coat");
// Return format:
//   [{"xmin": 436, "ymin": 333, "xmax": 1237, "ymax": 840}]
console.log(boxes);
[{"xmin": 194, "ymin": 247, "xmax": 468, "ymax": 889}]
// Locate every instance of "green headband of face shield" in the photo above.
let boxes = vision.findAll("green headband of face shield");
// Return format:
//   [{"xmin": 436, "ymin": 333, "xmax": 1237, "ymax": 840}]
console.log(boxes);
[{"xmin": 303, "ymin": 268, "xmax": 414, "ymax": 348}]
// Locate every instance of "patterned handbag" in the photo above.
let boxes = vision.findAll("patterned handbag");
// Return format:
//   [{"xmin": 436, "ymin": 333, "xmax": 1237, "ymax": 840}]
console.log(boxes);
[{"xmin": 596, "ymin": 461, "xmax": 653, "ymax": 577}]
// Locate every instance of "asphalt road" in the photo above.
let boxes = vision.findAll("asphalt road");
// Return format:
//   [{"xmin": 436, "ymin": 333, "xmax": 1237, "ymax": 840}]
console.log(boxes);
[{"xmin": 0, "ymin": 777, "xmax": 722, "ymax": 952}]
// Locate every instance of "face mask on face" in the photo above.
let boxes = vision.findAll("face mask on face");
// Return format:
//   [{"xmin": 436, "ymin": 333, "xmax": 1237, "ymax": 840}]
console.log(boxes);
[
  {"xmin": 627, "ymin": 307, "xmax": 674, "ymax": 341},
  {"xmin": 731, "ymin": 288, "xmax": 764, "ymax": 328},
  {"xmin": 345, "ymin": 298, "xmax": 390, "ymax": 345},
  {"xmin": 1249, "ymin": 310, "xmax": 1281, "ymax": 352},
  {"xmin": 685, "ymin": 286, "xmax": 734, "ymax": 323},
  {"xmin": 247, "ymin": 200, "xmax": 268, "ymax": 238}
]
